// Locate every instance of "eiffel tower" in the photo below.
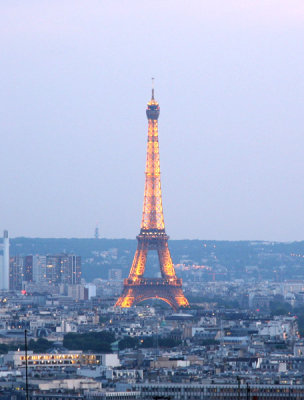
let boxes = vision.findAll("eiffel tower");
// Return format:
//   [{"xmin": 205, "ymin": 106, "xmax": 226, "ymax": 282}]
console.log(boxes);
[{"xmin": 115, "ymin": 84, "xmax": 189, "ymax": 310}]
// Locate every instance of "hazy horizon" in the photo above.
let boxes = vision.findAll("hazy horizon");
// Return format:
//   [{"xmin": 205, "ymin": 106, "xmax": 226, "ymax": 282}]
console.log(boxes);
[{"xmin": 6, "ymin": 236, "xmax": 304, "ymax": 244}]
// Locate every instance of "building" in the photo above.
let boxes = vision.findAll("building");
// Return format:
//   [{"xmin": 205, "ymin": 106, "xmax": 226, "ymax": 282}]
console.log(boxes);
[
  {"xmin": 9, "ymin": 255, "xmax": 23, "ymax": 290},
  {"xmin": 23, "ymin": 255, "xmax": 34, "ymax": 282},
  {"xmin": 30, "ymin": 391, "xmax": 140, "ymax": 400},
  {"xmin": 101, "ymin": 353, "xmax": 120, "ymax": 368},
  {"xmin": 137, "ymin": 383, "xmax": 304, "ymax": 400},
  {"xmin": 85, "ymin": 283, "xmax": 97, "ymax": 299},
  {"xmin": 64, "ymin": 254, "xmax": 81, "ymax": 285},
  {"xmin": 109, "ymin": 269, "xmax": 122, "ymax": 281},
  {"xmin": 0, "ymin": 230, "xmax": 9, "ymax": 290},
  {"xmin": 38, "ymin": 378, "xmax": 101, "ymax": 392},
  {"xmin": 46, "ymin": 255, "xmax": 81, "ymax": 285},
  {"xmin": 32, "ymin": 255, "xmax": 47, "ymax": 283},
  {"xmin": 9, "ymin": 253, "xmax": 81, "ymax": 289},
  {"xmin": 67, "ymin": 284, "xmax": 88, "ymax": 300},
  {"xmin": 106, "ymin": 369, "xmax": 143, "ymax": 381},
  {"xmin": 4, "ymin": 350, "xmax": 103, "ymax": 369},
  {"xmin": 45, "ymin": 255, "xmax": 61, "ymax": 285}
]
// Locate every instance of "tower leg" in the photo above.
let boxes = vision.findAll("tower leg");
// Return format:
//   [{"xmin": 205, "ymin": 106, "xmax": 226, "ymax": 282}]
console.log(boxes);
[
  {"xmin": 157, "ymin": 241, "xmax": 176, "ymax": 278},
  {"xmin": 115, "ymin": 287, "xmax": 135, "ymax": 308},
  {"xmin": 128, "ymin": 241, "xmax": 148, "ymax": 280}
]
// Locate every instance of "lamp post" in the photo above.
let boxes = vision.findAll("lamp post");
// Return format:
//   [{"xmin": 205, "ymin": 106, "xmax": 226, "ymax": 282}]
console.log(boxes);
[
  {"xmin": 237, "ymin": 376, "xmax": 241, "ymax": 400},
  {"xmin": 24, "ymin": 329, "xmax": 29, "ymax": 400}
]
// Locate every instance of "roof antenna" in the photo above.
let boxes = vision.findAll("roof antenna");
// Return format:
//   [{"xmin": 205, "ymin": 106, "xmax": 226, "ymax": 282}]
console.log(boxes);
[{"xmin": 152, "ymin": 77, "xmax": 155, "ymax": 100}]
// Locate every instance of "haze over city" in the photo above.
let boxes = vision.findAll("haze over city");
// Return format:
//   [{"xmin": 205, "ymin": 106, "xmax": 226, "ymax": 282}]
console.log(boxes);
[{"xmin": 0, "ymin": 1, "xmax": 303, "ymax": 240}]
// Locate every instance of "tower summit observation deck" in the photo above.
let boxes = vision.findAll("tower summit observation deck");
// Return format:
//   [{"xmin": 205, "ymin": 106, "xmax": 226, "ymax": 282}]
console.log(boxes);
[{"xmin": 115, "ymin": 84, "xmax": 189, "ymax": 310}]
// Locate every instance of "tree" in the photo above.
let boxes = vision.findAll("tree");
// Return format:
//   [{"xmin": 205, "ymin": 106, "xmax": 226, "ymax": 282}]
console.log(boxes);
[
  {"xmin": 270, "ymin": 296, "xmax": 292, "ymax": 316},
  {"xmin": 0, "ymin": 344, "xmax": 8, "ymax": 354},
  {"xmin": 159, "ymin": 337, "xmax": 181, "ymax": 348},
  {"xmin": 28, "ymin": 338, "xmax": 52, "ymax": 353},
  {"xmin": 118, "ymin": 336, "xmax": 138, "ymax": 350},
  {"xmin": 63, "ymin": 331, "xmax": 115, "ymax": 352}
]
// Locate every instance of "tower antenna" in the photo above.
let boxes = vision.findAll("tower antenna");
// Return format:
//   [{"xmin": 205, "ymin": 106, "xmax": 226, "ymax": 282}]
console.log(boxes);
[
  {"xmin": 94, "ymin": 223, "xmax": 100, "ymax": 239},
  {"xmin": 152, "ymin": 77, "xmax": 155, "ymax": 99}
]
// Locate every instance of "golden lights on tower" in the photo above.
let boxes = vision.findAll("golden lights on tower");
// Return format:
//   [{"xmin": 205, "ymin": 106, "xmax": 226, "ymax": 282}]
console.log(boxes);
[{"xmin": 115, "ymin": 84, "xmax": 189, "ymax": 310}]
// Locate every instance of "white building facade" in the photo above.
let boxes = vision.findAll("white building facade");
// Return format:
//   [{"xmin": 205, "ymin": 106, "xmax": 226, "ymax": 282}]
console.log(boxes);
[{"xmin": 0, "ymin": 230, "xmax": 9, "ymax": 290}]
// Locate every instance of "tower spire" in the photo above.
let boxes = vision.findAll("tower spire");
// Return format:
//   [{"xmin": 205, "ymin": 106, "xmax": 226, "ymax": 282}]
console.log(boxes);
[{"xmin": 152, "ymin": 77, "xmax": 155, "ymax": 100}]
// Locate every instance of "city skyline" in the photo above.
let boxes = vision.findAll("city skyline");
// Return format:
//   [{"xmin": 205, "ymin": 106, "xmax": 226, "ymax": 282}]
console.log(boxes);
[{"xmin": 0, "ymin": 1, "xmax": 304, "ymax": 241}]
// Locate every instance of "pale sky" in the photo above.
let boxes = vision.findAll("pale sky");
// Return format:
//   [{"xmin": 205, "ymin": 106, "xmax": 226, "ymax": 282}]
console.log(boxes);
[{"xmin": 0, "ymin": 1, "xmax": 304, "ymax": 241}]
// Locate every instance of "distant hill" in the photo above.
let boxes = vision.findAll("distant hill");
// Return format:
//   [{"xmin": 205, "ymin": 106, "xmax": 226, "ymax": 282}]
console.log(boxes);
[{"xmin": 9, "ymin": 238, "xmax": 304, "ymax": 282}]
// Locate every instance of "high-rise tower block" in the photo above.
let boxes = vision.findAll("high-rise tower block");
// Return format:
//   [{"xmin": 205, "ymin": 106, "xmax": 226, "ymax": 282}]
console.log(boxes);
[{"xmin": 0, "ymin": 230, "xmax": 9, "ymax": 290}]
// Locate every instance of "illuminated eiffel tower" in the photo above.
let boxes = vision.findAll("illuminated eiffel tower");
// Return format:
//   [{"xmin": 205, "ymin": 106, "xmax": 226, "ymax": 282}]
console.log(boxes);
[{"xmin": 115, "ymin": 83, "xmax": 189, "ymax": 310}]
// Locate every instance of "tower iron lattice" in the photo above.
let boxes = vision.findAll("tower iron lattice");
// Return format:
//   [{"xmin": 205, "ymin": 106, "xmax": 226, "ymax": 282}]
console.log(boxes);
[{"xmin": 115, "ymin": 86, "xmax": 189, "ymax": 310}]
